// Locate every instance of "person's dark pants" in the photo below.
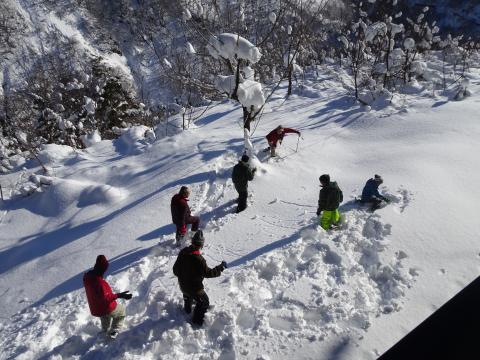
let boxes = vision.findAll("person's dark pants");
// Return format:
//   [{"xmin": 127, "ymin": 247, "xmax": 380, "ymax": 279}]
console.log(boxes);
[
  {"xmin": 175, "ymin": 216, "xmax": 200, "ymax": 240},
  {"xmin": 361, "ymin": 197, "xmax": 383, "ymax": 212},
  {"xmin": 236, "ymin": 190, "xmax": 248, "ymax": 213},
  {"xmin": 183, "ymin": 290, "xmax": 210, "ymax": 325}
]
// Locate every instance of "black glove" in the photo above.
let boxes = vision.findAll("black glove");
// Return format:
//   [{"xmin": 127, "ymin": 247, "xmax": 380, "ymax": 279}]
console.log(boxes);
[
  {"xmin": 252, "ymin": 168, "xmax": 257, "ymax": 173},
  {"xmin": 117, "ymin": 291, "xmax": 132, "ymax": 300},
  {"xmin": 383, "ymin": 197, "xmax": 391, "ymax": 203},
  {"xmin": 316, "ymin": 209, "xmax": 321, "ymax": 216},
  {"xmin": 217, "ymin": 261, "xmax": 227, "ymax": 272}
]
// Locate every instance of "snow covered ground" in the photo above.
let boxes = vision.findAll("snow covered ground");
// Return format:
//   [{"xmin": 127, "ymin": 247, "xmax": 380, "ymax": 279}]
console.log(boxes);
[{"xmin": 1, "ymin": 67, "xmax": 480, "ymax": 359}]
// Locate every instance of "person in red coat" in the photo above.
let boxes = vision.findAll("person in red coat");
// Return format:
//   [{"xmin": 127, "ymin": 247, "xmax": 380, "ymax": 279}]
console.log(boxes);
[
  {"xmin": 171, "ymin": 186, "xmax": 200, "ymax": 244},
  {"xmin": 265, "ymin": 125, "xmax": 301, "ymax": 157},
  {"xmin": 83, "ymin": 255, "xmax": 132, "ymax": 338}
]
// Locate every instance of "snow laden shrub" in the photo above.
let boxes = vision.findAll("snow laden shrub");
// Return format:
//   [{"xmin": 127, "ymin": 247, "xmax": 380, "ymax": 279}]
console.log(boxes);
[
  {"xmin": 208, "ymin": 33, "xmax": 265, "ymax": 131},
  {"xmin": 4, "ymin": 42, "xmax": 160, "ymax": 158},
  {"xmin": 453, "ymin": 79, "xmax": 471, "ymax": 101}
]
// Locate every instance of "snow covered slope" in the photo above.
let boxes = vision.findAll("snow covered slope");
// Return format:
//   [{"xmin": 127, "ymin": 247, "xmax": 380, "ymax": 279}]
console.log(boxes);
[{"xmin": 1, "ymin": 67, "xmax": 480, "ymax": 359}]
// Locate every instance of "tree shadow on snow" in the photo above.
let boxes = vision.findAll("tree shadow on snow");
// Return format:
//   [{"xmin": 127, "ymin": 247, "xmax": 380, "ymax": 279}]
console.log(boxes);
[
  {"xmin": 228, "ymin": 199, "xmax": 368, "ymax": 268},
  {"xmin": 0, "ymin": 166, "xmax": 234, "ymax": 275},
  {"xmin": 304, "ymin": 95, "xmax": 364, "ymax": 130},
  {"xmin": 326, "ymin": 337, "xmax": 354, "ymax": 360},
  {"xmin": 32, "ymin": 246, "xmax": 156, "ymax": 309},
  {"xmin": 37, "ymin": 335, "xmax": 99, "ymax": 360},
  {"xmin": 138, "ymin": 199, "xmax": 237, "ymax": 242},
  {"xmin": 195, "ymin": 107, "xmax": 238, "ymax": 127},
  {"xmin": 137, "ymin": 223, "xmax": 175, "ymax": 241}
]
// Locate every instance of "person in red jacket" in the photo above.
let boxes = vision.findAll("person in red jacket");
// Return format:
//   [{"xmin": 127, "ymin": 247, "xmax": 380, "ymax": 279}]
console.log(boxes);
[
  {"xmin": 83, "ymin": 255, "xmax": 132, "ymax": 338},
  {"xmin": 171, "ymin": 186, "xmax": 200, "ymax": 244},
  {"xmin": 265, "ymin": 125, "xmax": 301, "ymax": 157}
]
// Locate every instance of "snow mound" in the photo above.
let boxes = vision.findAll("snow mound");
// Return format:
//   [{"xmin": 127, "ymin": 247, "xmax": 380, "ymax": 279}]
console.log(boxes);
[
  {"xmin": 31, "ymin": 178, "xmax": 128, "ymax": 216},
  {"xmin": 80, "ymin": 130, "xmax": 102, "ymax": 147},
  {"xmin": 114, "ymin": 126, "xmax": 156, "ymax": 154},
  {"xmin": 37, "ymin": 144, "xmax": 75, "ymax": 166}
]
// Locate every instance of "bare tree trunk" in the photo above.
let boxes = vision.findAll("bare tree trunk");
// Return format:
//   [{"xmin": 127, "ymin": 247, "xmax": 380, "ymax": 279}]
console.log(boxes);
[
  {"xmin": 287, "ymin": 63, "xmax": 293, "ymax": 96},
  {"xmin": 231, "ymin": 59, "xmax": 242, "ymax": 100},
  {"xmin": 243, "ymin": 106, "xmax": 254, "ymax": 131}
]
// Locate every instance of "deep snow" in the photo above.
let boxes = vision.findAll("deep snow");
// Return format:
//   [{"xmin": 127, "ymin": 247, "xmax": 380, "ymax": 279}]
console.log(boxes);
[{"xmin": 1, "ymin": 67, "xmax": 480, "ymax": 359}]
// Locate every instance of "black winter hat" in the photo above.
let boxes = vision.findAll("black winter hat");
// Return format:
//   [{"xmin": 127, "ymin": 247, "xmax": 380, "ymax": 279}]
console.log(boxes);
[
  {"xmin": 192, "ymin": 230, "xmax": 205, "ymax": 246},
  {"xmin": 241, "ymin": 154, "xmax": 249, "ymax": 162},
  {"xmin": 374, "ymin": 174, "xmax": 383, "ymax": 183},
  {"xmin": 319, "ymin": 174, "xmax": 330, "ymax": 185},
  {"xmin": 93, "ymin": 255, "xmax": 109, "ymax": 275}
]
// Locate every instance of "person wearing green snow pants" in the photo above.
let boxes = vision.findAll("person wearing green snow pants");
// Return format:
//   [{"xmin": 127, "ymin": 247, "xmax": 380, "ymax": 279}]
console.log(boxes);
[
  {"xmin": 320, "ymin": 209, "xmax": 340, "ymax": 230},
  {"xmin": 316, "ymin": 174, "xmax": 343, "ymax": 230}
]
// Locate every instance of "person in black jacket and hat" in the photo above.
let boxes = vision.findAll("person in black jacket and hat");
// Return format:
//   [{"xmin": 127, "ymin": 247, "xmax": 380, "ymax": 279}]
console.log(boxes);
[
  {"xmin": 231, "ymin": 154, "xmax": 256, "ymax": 213},
  {"xmin": 173, "ymin": 230, "xmax": 227, "ymax": 326}
]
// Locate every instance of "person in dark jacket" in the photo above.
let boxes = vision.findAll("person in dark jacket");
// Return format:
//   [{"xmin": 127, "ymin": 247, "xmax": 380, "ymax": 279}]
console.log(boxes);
[
  {"xmin": 171, "ymin": 186, "xmax": 200, "ymax": 243},
  {"xmin": 361, "ymin": 174, "xmax": 390, "ymax": 211},
  {"xmin": 231, "ymin": 154, "xmax": 256, "ymax": 213},
  {"xmin": 83, "ymin": 255, "xmax": 133, "ymax": 338},
  {"xmin": 173, "ymin": 230, "xmax": 226, "ymax": 326},
  {"xmin": 265, "ymin": 125, "xmax": 300, "ymax": 157},
  {"xmin": 316, "ymin": 174, "xmax": 343, "ymax": 230}
]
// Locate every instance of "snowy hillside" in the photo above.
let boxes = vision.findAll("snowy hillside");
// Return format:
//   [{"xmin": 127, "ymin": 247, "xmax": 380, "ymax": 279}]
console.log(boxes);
[{"xmin": 1, "ymin": 64, "xmax": 480, "ymax": 359}]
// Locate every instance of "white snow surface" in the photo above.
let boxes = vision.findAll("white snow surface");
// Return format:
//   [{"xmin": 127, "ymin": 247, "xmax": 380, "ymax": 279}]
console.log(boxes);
[{"xmin": 1, "ymin": 68, "xmax": 480, "ymax": 359}]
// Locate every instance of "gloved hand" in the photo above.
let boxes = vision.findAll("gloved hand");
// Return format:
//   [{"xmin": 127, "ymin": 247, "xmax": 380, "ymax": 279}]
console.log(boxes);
[
  {"xmin": 117, "ymin": 291, "xmax": 133, "ymax": 300},
  {"xmin": 217, "ymin": 261, "xmax": 227, "ymax": 272},
  {"xmin": 316, "ymin": 209, "xmax": 321, "ymax": 216},
  {"xmin": 252, "ymin": 168, "xmax": 257, "ymax": 173},
  {"xmin": 383, "ymin": 197, "xmax": 391, "ymax": 203}
]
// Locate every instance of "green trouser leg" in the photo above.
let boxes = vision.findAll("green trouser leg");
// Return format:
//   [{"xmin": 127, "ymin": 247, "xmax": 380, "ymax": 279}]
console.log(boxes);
[{"xmin": 320, "ymin": 209, "xmax": 340, "ymax": 230}]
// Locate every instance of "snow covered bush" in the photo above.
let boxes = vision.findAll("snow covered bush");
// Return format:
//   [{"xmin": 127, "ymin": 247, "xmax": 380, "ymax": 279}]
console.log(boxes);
[{"xmin": 206, "ymin": 32, "xmax": 265, "ymax": 130}]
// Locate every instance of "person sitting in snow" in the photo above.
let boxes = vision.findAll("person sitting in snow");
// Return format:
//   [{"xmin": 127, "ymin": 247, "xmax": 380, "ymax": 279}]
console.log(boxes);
[
  {"xmin": 231, "ymin": 154, "xmax": 256, "ymax": 213},
  {"xmin": 173, "ymin": 230, "xmax": 226, "ymax": 326},
  {"xmin": 83, "ymin": 255, "xmax": 133, "ymax": 339},
  {"xmin": 317, "ymin": 174, "xmax": 343, "ymax": 230},
  {"xmin": 265, "ymin": 125, "xmax": 301, "ymax": 157},
  {"xmin": 171, "ymin": 186, "xmax": 200, "ymax": 244},
  {"xmin": 360, "ymin": 174, "xmax": 390, "ymax": 211}
]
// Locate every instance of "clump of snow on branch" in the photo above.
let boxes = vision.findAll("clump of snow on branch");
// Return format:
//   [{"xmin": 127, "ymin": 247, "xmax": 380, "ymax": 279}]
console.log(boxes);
[
  {"xmin": 163, "ymin": 58, "xmax": 172, "ymax": 68},
  {"xmin": 186, "ymin": 42, "xmax": 196, "ymax": 54},
  {"xmin": 268, "ymin": 12, "xmax": 276, "ymax": 24},
  {"xmin": 404, "ymin": 38, "xmax": 415, "ymax": 50},
  {"xmin": 207, "ymin": 33, "xmax": 262, "ymax": 64},
  {"xmin": 182, "ymin": 9, "xmax": 192, "ymax": 21},
  {"xmin": 242, "ymin": 66, "xmax": 255, "ymax": 80},
  {"xmin": 83, "ymin": 97, "xmax": 96, "ymax": 115},
  {"xmin": 365, "ymin": 22, "xmax": 387, "ymax": 42},
  {"xmin": 215, "ymin": 75, "xmax": 237, "ymax": 96},
  {"xmin": 237, "ymin": 80, "xmax": 265, "ymax": 110}
]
